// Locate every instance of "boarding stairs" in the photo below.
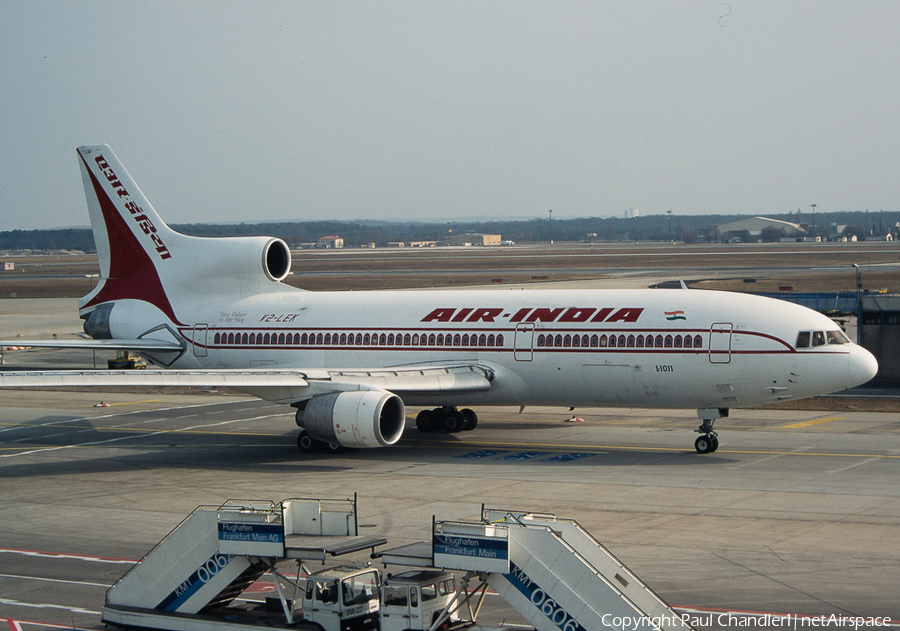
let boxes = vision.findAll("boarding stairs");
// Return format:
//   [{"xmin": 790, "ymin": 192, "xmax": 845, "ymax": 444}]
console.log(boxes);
[
  {"xmin": 102, "ymin": 495, "xmax": 386, "ymax": 628},
  {"xmin": 381, "ymin": 507, "xmax": 692, "ymax": 631}
]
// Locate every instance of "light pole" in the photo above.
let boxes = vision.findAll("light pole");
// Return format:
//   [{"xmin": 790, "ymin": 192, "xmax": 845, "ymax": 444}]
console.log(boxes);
[
  {"xmin": 852, "ymin": 263, "xmax": 862, "ymax": 344},
  {"xmin": 548, "ymin": 209, "xmax": 553, "ymax": 245},
  {"xmin": 811, "ymin": 204, "xmax": 817, "ymax": 235},
  {"xmin": 667, "ymin": 210, "xmax": 672, "ymax": 243}
]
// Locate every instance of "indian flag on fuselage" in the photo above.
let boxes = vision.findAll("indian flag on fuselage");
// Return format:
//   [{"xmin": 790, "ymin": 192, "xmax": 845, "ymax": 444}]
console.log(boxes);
[{"xmin": 665, "ymin": 310, "xmax": 687, "ymax": 321}]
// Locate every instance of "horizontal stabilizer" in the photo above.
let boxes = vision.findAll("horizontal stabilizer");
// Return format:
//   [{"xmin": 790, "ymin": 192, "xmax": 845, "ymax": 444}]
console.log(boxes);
[{"xmin": 0, "ymin": 339, "xmax": 184, "ymax": 352}]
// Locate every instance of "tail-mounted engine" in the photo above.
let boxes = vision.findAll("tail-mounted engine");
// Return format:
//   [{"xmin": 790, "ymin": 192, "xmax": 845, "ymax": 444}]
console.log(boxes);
[
  {"xmin": 296, "ymin": 390, "xmax": 406, "ymax": 449},
  {"xmin": 183, "ymin": 236, "xmax": 291, "ymax": 288}
]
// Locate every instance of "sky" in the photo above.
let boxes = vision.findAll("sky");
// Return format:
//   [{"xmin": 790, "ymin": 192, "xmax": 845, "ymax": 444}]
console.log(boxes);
[{"xmin": 1, "ymin": 1, "xmax": 898, "ymax": 230}]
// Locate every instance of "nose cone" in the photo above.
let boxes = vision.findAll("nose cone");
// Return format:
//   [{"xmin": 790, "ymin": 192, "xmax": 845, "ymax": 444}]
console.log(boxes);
[{"xmin": 848, "ymin": 345, "xmax": 878, "ymax": 388}]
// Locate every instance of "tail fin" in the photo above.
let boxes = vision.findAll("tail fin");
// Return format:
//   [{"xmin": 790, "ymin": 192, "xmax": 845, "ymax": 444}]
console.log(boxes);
[
  {"xmin": 77, "ymin": 145, "xmax": 293, "ymax": 325},
  {"xmin": 77, "ymin": 144, "xmax": 179, "ymax": 321}
]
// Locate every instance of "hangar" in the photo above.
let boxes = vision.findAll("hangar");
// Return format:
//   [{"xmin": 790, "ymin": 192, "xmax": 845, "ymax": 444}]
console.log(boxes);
[{"xmin": 716, "ymin": 216, "xmax": 806, "ymax": 241}]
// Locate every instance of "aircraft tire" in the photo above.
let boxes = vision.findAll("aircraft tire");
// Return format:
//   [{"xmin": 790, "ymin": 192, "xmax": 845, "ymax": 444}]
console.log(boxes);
[
  {"xmin": 416, "ymin": 410, "xmax": 435, "ymax": 433},
  {"xmin": 297, "ymin": 430, "xmax": 317, "ymax": 453},
  {"xmin": 460, "ymin": 408, "xmax": 478, "ymax": 431},
  {"xmin": 710, "ymin": 436, "xmax": 719, "ymax": 452},
  {"xmin": 444, "ymin": 410, "xmax": 464, "ymax": 433},
  {"xmin": 694, "ymin": 435, "xmax": 713, "ymax": 454}
]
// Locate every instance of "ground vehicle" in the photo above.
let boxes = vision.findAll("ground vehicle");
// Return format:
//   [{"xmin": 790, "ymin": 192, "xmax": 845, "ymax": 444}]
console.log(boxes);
[
  {"xmin": 380, "ymin": 570, "xmax": 459, "ymax": 631},
  {"xmin": 300, "ymin": 566, "xmax": 459, "ymax": 631}
]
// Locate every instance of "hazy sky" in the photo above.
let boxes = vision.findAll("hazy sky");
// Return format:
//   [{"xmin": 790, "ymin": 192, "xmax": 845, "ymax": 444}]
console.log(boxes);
[{"xmin": 1, "ymin": 2, "xmax": 898, "ymax": 230}]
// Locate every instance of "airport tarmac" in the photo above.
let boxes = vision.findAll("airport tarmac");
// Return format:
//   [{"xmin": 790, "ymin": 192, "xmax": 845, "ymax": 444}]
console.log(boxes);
[
  {"xmin": 1, "ymin": 292, "xmax": 898, "ymax": 630},
  {"xmin": 1, "ymin": 388, "xmax": 899, "ymax": 629}
]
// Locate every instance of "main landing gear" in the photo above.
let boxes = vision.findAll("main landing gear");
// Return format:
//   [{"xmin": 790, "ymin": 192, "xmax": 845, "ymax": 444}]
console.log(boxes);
[
  {"xmin": 415, "ymin": 407, "xmax": 478, "ymax": 434},
  {"xmin": 694, "ymin": 408, "xmax": 727, "ymax": 454},
  {"xmin": 295, "ymin": 410, "xmax": 345, "ymax": 454},
  {"xmin": 296, "ymin": 429, "xmax": 345, "ymax": 454}
]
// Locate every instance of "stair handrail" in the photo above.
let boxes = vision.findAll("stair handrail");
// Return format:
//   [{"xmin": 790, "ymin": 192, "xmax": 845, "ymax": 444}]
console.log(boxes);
[
  {"xmin": 515, "ymin": 523, "xmax": 679, "ymax": 630},
  {"xmin": 104, "ymin": 503, "xmax": 220, "ymax": 604}
]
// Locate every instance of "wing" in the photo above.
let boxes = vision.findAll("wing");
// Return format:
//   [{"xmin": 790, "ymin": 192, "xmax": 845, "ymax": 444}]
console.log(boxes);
[{"xmin": 0, "ymin": 364, "xmax": 494, "ymax": 404}]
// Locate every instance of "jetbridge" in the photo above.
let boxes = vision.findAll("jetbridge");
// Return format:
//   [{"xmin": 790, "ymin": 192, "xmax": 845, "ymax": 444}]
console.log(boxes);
[{"xmin": 101, "ymin": 497, "xmax": 692, "ymax": 631}]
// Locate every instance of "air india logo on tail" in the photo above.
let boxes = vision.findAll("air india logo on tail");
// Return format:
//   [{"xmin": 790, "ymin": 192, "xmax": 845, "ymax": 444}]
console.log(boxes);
[
  {"xmin": 665, "ymin": 310, "xmax": 687, "ymax": 321},
  {"xmin": 94, "ymin": 155, "xmax": 172, "ymax": 261}
]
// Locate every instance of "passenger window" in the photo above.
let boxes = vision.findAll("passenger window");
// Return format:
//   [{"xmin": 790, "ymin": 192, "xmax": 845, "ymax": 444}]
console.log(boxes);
[{"xmin": 812, "ymin": 331, "xmax": 826, "ymax": 347}]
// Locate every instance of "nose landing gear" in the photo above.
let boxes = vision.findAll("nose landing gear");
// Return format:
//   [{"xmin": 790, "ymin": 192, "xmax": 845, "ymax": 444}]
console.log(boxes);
[{"xmin": 694, "ymin": 408, "xmax": 726, "ymax": 453}]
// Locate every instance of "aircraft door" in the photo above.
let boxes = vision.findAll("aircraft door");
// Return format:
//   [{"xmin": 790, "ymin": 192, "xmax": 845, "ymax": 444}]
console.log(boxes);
[
  {"xmin": 709, "ymin": 322, "xmax": 733, "ymax": 364},
  {"xmin": 514, "ymin": 324, "xmax": 534, "ymax": 361},
  {"xmin": 192, "ymin": 324, "xmax": 208, "ymax": 357}
]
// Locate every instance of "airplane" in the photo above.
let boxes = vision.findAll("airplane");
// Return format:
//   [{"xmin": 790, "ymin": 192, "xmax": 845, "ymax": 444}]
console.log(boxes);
[{"xmin": 0, "ymin": 145, "xmax": 879, "ymax": 454}]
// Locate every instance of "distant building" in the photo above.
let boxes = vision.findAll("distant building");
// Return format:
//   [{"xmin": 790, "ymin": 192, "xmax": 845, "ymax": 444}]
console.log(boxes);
[
  {"xmin": 443, "ymin": 233, "xmax": 501, "ymax": 246},
  {"xmin": 625, "ymin": 208, "xmax": 639, "ymax": 218},
  {"xmin": 316, "ymin": 235, "xmax": 344, "ymax": 249},
  {"xmin": 716, "ymin": 217, "xmax": 806, "ymax": 241}
]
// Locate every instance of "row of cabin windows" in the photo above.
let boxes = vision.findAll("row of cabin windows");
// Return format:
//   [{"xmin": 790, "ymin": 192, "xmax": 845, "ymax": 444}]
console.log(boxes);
[
  {"xmin": 212, "ymin": 331, "xmax": 505, "ymax": 348},
  {"xmin": 536, "ymin": 333, "xmax": 704, "ymax": 349}
]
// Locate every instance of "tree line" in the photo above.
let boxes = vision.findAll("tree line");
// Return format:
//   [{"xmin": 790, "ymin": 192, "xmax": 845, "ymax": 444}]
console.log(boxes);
[{"xmin": 1, "ymin": 210, "xmax": 895, "ymax": 252}]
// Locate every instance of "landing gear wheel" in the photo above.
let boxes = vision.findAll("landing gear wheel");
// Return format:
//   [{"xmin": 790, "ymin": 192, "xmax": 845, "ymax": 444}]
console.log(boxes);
[
  {"xmin": 416, "ymin": 409, "xmax": 435, "ymax": 433},
  {"xmin": 694, "ymin": 413, "xmax": 721, "ymax": 454},
  {"xmin": 694, "ymin": 435, "xmax": 713, "ymax": 454},
  {"xmin": 297, "ymin": 430, "xmax": 316, "ymax": 453},
  {"xmin": 324, "ymin": 442, "xmax": 345, "ymax": 454},
  {"xmin": 443, "ymin": 410, "xmax": 464, "ymax": 433},
  {"xmin": 460, "ymin": 408, "xmax": 478, "ymax": 431}
]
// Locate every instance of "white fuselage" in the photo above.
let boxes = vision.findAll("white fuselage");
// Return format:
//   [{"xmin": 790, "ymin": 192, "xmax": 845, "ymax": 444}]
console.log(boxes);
[{"xmin": 109, "ymin": 286, "xmax": 876, "ymax": 411}]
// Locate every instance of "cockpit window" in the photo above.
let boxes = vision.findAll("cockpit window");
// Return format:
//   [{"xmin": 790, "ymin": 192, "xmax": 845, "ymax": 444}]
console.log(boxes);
[
  {"xmin": 796, "ymin": 330, "xmax": 850, "ymax": 349},
  {"xmin": 827, "ymin": 330, "xmax": 850, "ymax": 345}
]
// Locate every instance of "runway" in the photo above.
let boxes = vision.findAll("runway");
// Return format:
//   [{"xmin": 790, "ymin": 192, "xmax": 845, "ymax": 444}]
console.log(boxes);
[{"xmin": 1, "ymin": 388, "xmax": 899, "ymax": 629}]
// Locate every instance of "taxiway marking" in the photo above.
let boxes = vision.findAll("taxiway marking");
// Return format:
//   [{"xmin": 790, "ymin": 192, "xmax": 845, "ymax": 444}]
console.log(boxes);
[{"xmin": 780, "ymin": 416, "xmax": 843, "ymax": 429}]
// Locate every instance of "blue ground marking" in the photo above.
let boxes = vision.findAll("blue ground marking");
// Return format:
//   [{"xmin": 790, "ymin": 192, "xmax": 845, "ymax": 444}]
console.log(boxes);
[
  {"xmin": 541, "ymin": 453, "xmax": 595, "ymax": 462},
  {"xmin": 454, "ymin": 450, "xmax": 505, "ymax": 459},
  {"xmin": 498, "ymin": 452, "xmax": 548, "ymax": 461}
]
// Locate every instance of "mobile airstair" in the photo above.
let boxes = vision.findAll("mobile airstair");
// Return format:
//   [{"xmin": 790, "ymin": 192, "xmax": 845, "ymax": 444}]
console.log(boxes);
[
  {"xmin": 102, "ymin": 495, "xmax": 386, "ymax": 630},
  {"xmin": 378, "ymin": 507, "xmax": 692, "ymax": 631},
  {"xmin": 102, "ymin": 498, "xmax": 692, "ymax": 631}
]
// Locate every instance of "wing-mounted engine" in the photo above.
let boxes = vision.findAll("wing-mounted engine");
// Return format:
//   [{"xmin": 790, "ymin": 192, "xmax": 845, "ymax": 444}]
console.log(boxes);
[{"xmin": 296, "ymin": 390, "xmax": 406, "ymax": 449}]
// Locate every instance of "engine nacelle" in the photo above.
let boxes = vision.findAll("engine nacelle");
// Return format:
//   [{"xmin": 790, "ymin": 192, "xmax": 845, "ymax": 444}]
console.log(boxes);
[
  {"xmin": 298, "ymin": 391, "xmax": 406, "ymax": 449},
  {"xmin": 185, "ymin": 235, "xmax": 291, "ymax": 285}
]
